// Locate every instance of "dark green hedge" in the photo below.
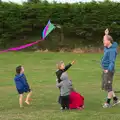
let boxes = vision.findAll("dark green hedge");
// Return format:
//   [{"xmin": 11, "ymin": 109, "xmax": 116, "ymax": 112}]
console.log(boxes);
[{"xmin": 0, "ymin": 1, "xmax": 120, "ymax": 50}]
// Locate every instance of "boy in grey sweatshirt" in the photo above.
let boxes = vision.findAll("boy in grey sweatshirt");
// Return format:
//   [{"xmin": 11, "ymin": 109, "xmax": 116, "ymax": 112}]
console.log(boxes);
[{"xmin": 56, "ymin": 61, "xmax": 75, "ymax": 110}]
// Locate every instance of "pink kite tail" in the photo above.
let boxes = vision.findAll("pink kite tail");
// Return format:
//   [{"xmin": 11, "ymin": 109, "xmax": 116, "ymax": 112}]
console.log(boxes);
[
  {"xmin": 0, "ymin": 39, "xmax": 42, "ymax": 53},
  {"xmin": 9, "ymin": 40, "xmax": 41, "ymax": 51}
]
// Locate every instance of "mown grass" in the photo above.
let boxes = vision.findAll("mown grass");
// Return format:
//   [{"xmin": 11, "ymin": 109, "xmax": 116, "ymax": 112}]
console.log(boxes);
[{"xmin": 0, "ymin": 52, "xmax": 120, "ymax": 120}]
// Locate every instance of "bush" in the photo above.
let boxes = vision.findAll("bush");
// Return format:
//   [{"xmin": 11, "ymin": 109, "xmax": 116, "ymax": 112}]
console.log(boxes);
[{"xmin": 0, "ymin": 1, "xmax": 120, "ymax": 50}]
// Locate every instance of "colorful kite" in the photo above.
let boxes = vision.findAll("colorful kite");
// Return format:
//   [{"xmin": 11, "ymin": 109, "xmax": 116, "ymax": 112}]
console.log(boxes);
[
  {"xmin": 42, "ymin": 20, "xmax": 55, "ymax": 40},
  {"xmin": 0, "ymin": 20, "xmax": 55, "ymax": 53}
]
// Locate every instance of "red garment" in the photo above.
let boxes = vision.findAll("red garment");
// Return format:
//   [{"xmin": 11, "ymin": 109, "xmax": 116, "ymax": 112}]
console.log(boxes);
[{"xmin": 69, "ymin": 91, "xmax": 84, "ymax": 110}]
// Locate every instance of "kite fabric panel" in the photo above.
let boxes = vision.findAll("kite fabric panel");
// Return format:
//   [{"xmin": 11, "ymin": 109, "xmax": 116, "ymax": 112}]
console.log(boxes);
[{"xmin": 42, "ymin": 20, "xmax": 55, "ymax": 40}]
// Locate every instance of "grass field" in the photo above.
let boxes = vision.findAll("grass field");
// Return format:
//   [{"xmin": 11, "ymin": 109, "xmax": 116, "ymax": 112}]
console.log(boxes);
[{"xmin": 0, "ymin": 52, "xmax": 120, "ymax": 120}]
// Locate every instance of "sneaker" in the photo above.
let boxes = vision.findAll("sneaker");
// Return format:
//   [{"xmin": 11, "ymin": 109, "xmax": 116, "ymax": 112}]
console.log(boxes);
[
  {"xmin": 60, "ymin": 107, "xmax": 69, "ymax": 110},
  {"xmin": 60, "ymin": 107, "xmax": 65, "ymax": 110},
  {"xmin": 103, "ymin": 103, "xmax": 111, "ymax": 108},
  {"xmin": 113, "ymin": 100, "xmax": 120, "ymax": 106}
]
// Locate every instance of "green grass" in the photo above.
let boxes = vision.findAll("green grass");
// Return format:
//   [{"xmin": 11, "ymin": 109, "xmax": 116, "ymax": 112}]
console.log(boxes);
[{"xmin": 0, "ymin": 52, "xmax": 120, "ymax": 120}]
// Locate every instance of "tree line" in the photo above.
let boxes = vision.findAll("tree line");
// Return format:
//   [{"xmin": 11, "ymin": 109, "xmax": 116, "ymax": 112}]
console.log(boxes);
[{"xmin": 0, "ymin": 1, "xmax": 120, "ymax": 50}]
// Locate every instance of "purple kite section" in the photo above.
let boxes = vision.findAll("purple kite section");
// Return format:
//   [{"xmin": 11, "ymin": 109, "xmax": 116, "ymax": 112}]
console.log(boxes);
[{"xmin": 42, "ymin": 20, "xmax": 50, "ymax": 40}]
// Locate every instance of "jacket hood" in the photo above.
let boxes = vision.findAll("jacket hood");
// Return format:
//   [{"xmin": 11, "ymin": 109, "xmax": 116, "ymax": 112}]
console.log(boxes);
[
  {"xmin": 111, "ymin": 42, "xmax": 118, "ymax": 49},
  {"xmin": 15, "ymin": 73, "xmax": 24, "ymax": 79}
]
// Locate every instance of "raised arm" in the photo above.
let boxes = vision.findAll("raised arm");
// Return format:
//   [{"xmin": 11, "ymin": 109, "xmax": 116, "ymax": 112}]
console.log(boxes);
[
  {"xmin": 64, "ymin": 63, "xmax": 72, "ymax": 71},
  {"xmin": 56, "ymin": 61, "xmax": 75, "ymax": 83},
  {"xmin": 64, "ymin": 61, "xmax": 75, "ymax": 71}
]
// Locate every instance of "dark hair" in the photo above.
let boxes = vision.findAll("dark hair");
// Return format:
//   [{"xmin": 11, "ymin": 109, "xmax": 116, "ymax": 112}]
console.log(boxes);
[{"xmin": 16, "ymin": 65, "xmax": 22, "ymax": 74}]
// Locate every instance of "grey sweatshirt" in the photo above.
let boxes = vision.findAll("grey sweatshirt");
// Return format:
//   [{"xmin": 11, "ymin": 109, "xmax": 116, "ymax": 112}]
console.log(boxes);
[{"xmin": 56, "ymin": 72, "xmax": 72, "ymax": 96}]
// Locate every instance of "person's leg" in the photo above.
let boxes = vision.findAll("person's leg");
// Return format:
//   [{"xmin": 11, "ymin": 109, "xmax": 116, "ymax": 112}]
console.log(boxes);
[
  {"xmin": 103, "ymin": 72, "xmax": 112, "ymax": 107},
  {"xmin": 112, "ymin": 92, "xmax": 120, "ymax": 106},
  {"xmin": 106, "ymin": 90, "xmax": 120, "ymax": 106},
  {"xmin": 61, "ymin": 96, "xmax": 65, "ymax": 110},
  {"xmin": 106, "ymin": 91, "xmax": 113, "ymax": 104},
  {"xmin": 107, "ymin": 72, "xmax": 119, "ymax": 103},
  {"xmin": 112, "ymin": 91, "xmax": 118, "ymax": 101},
  {"xmin": 19, "ymin": 94, "xmax": 24, "ymax": 108},
  {"xmin": 106, "ymin": 71, "xmax": 114, "ymax": 104},
  {"xmin": 58, "ymin": 95, "xmax": 61, "ymax": 104},
  {"xmin": 109, "ymin": 72, "xmax": 120, "ymax": 104},
  {"xmin": 25, "ymin": 90, "xmax": 32, "ymax": 105},
  {"xmin": 103, "ymin": 71, "xmax": 119, "ymax": 107},
  {"xmin": 65, "ymin": 95, "xmax": 70, "ymax": 109}
]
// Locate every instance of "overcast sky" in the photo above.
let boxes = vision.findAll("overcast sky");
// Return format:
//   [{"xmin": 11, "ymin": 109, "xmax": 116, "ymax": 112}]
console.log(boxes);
[{"xmin": 2, "ymin": 0, "xmax": 120, "ymax": 4}]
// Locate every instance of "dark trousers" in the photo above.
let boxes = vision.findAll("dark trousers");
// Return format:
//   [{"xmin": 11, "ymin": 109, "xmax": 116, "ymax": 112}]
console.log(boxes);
[
  {"xmin": 61, "ymin": 95, "xmax": 69, "ymax": 109},
  {"xmin": 58, "ymin": 95, "xmax": 61, "ymax": 104}
]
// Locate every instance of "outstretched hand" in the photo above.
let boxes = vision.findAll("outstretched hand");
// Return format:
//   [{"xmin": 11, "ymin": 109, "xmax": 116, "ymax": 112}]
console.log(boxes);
[
  {"xmin": 71, "ymin": 60, "xmax": 75, "ymax": 65},
  {"xmin": 105, "ymin": 28, "xmax": 109, "ymax": 35}
]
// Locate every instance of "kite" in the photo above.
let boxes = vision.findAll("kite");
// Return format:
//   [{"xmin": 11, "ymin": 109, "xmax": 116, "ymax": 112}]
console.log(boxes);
[
  {"xmin": 0, "ymin": 20, "xmax": 55, "ymax": 53},
  {"xmin": 42, "ymin": 20, "xmax": 55, "ymax": 40}
]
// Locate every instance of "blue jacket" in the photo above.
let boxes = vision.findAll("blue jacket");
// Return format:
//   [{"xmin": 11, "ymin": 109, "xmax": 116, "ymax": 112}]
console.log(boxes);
[
  {"xmin": 14, "ymin": 73, "xmax": 29, "ymax": 90},
  {"xmin": 101, "ymin": 42, "xmax": 118, "ymax": 71}
]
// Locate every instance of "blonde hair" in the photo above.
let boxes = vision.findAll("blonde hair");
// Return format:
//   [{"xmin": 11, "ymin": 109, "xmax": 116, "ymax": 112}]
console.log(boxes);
[{"xmin": 56, "ymin": 61, "xmax": 64, "ymax": 69}]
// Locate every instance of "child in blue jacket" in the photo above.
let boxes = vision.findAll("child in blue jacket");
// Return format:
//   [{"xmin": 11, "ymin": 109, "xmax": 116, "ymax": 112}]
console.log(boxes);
[{"xmin": 14, "ymin": 65, "xmax": 32, "ymax": 108}]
